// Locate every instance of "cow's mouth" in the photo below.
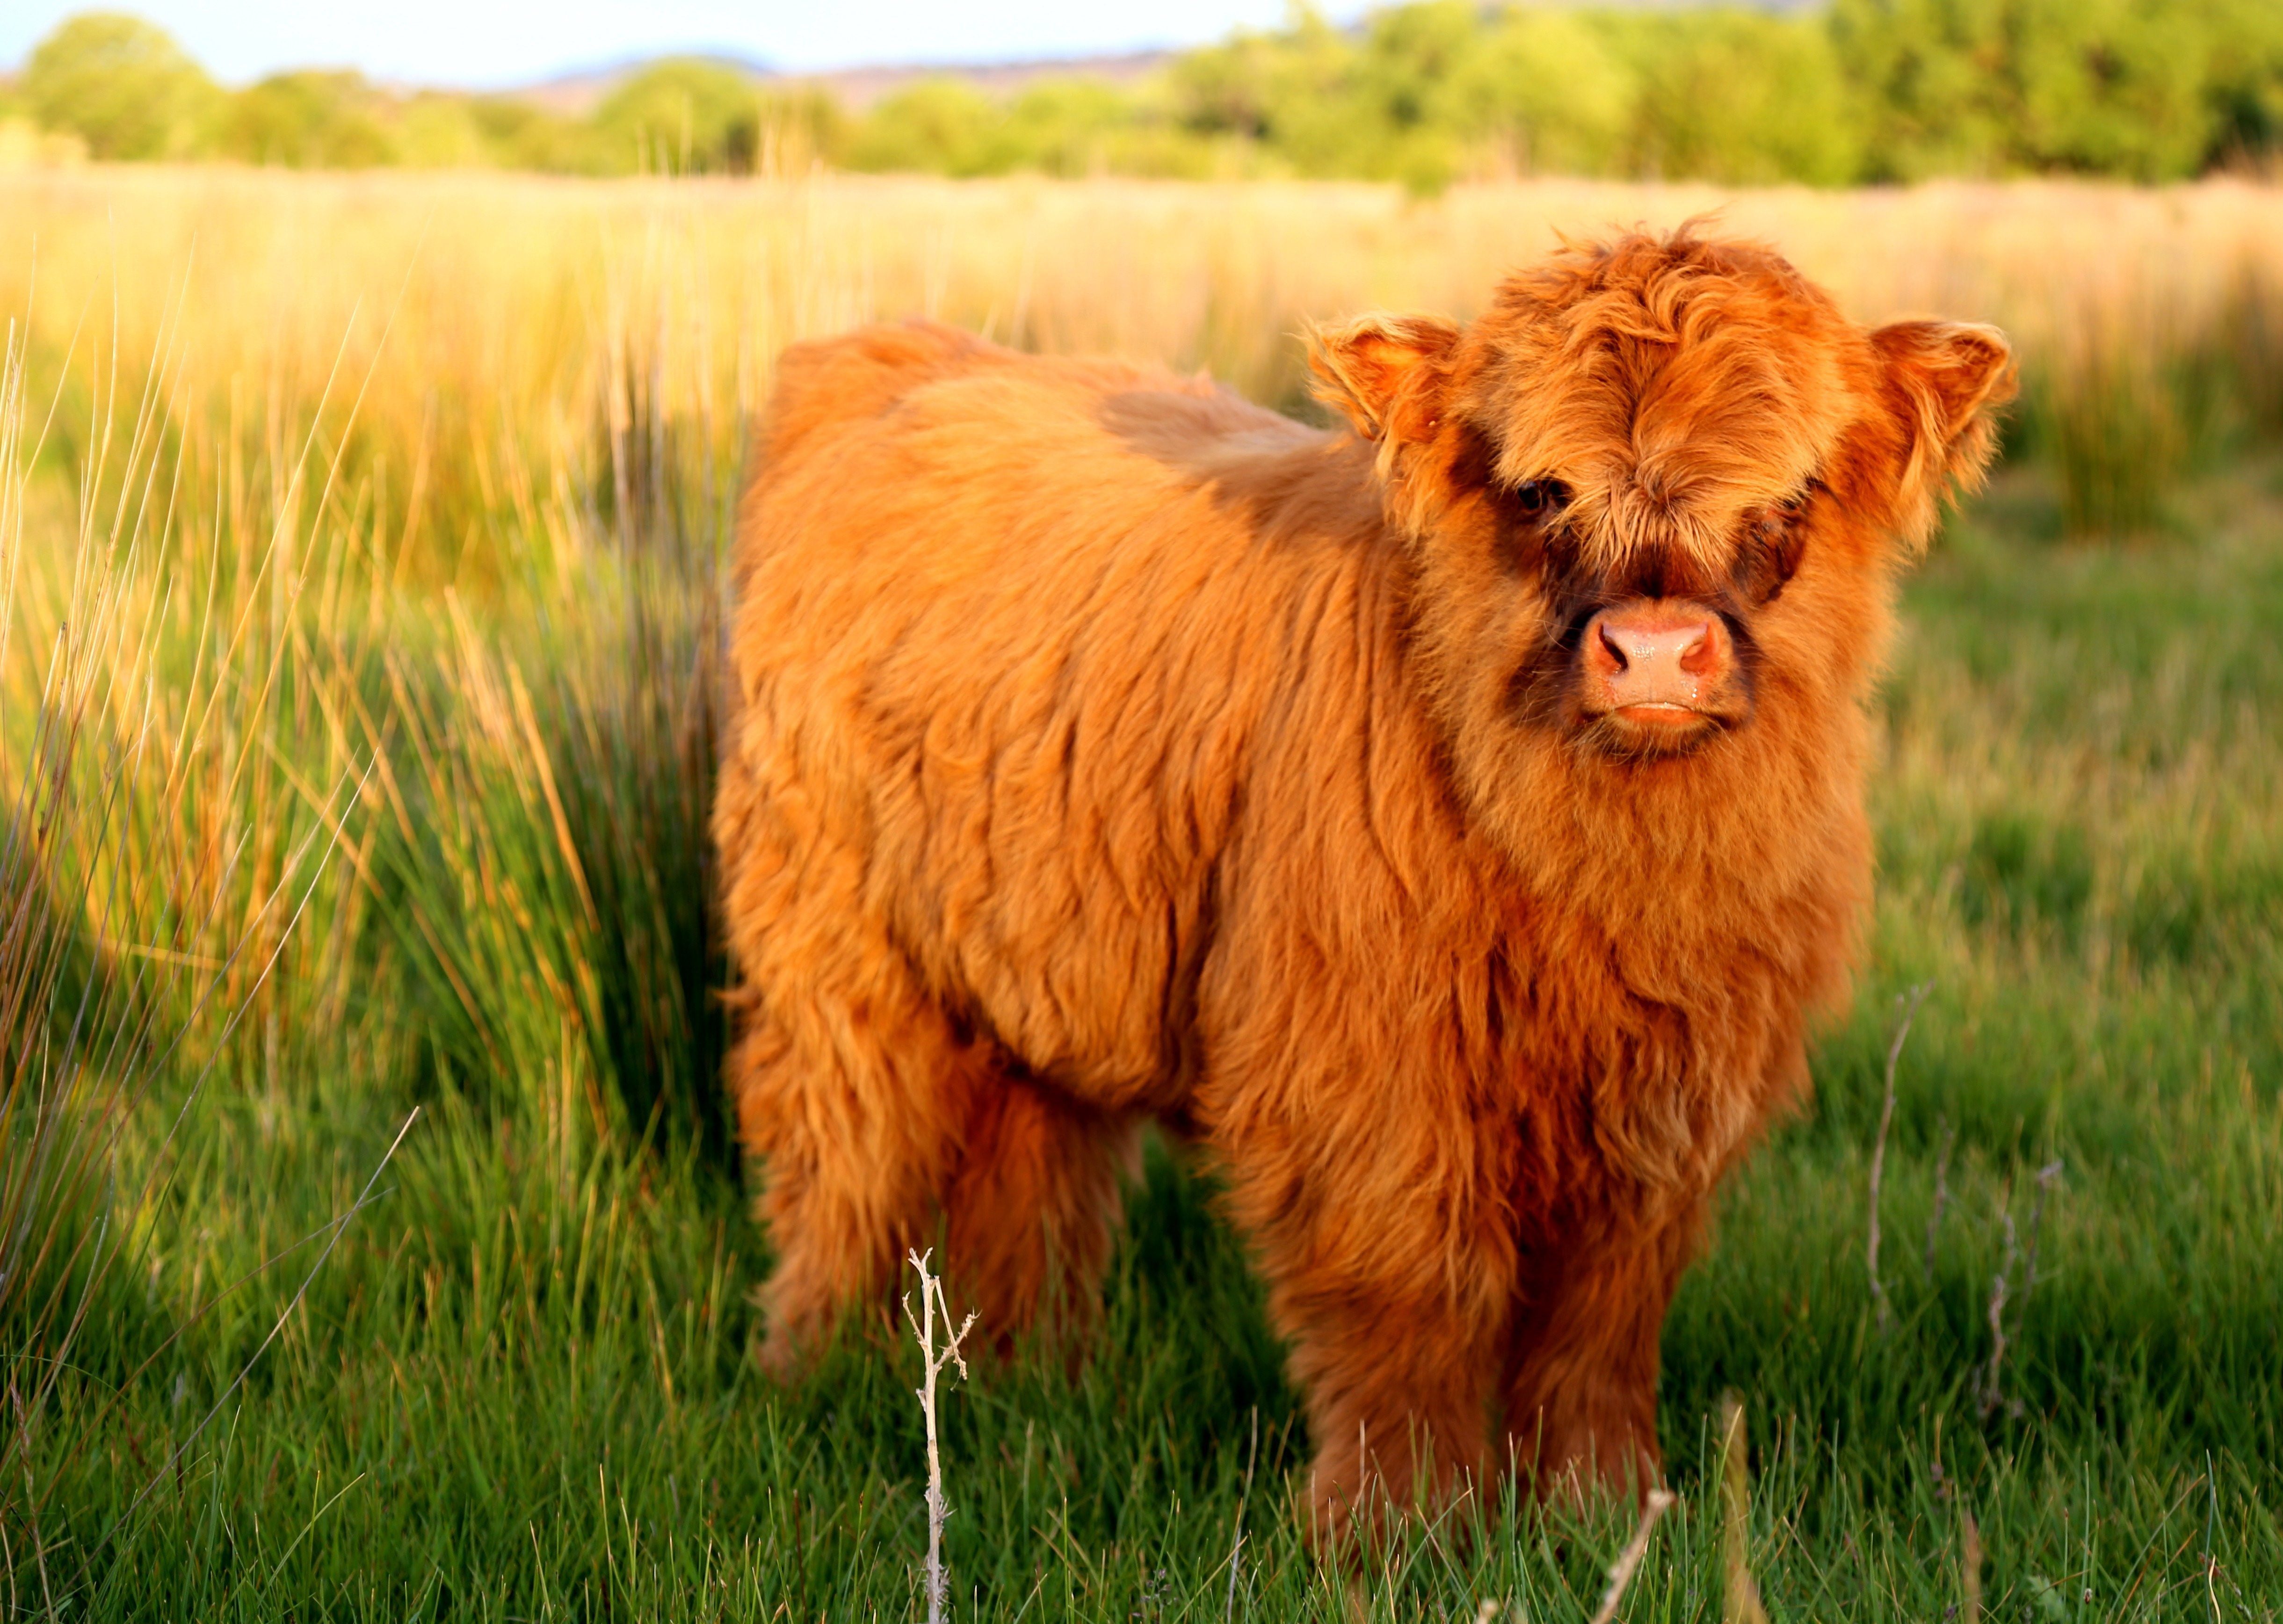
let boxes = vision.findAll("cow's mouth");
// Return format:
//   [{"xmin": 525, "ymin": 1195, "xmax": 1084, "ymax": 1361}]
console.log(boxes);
[
  {"xmin": 1612, "ymin": 700, "xmax": 1704, "ymax": 726},
  {"xmin": 1577, "ymin": 704, "xmax": 1730, "ymax": 759}
]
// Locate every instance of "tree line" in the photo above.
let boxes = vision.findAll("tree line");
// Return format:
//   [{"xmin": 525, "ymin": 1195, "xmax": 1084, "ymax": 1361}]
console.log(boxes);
[{"xmin": 8, "ymin": 3, "xmax": 2282, "ymax": 188}]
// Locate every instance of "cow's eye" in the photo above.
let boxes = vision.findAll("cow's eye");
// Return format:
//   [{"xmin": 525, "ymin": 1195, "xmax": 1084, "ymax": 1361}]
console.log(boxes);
[
  {"xmin": 1514, "ymin": 479, "xmax": 1569, "ymax": 520},
  {"xmin": 1742, "ymin": 489, "xmax": 1812, "ymax": 602}
]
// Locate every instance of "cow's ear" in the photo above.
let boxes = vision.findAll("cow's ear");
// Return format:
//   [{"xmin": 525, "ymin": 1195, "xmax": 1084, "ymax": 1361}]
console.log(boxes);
[
  {"xmin": 1871, "ymin": 320, "xmax": 2015, "ymax": 551},
  {"xmin": 1307, "ymin": 314, "xmax": 1461, "ymax": 445}
]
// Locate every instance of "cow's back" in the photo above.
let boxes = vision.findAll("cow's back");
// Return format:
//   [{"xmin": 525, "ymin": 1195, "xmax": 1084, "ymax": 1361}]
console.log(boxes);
[{"xmin": 720, "ymin": 322, "xmax": 1375, "ymax": 1108}]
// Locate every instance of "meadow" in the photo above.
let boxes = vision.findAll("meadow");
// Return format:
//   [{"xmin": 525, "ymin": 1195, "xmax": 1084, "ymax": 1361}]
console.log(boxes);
[{"xmin": 2, "ymin": 167, "xmax": 2281, "ymax": 1620}]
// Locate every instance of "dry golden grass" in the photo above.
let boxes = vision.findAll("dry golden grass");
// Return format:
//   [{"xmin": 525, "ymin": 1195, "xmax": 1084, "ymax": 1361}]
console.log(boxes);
[{"xmin": 4, "ymin": 169, "xmax": 2281, "ymax": 577}]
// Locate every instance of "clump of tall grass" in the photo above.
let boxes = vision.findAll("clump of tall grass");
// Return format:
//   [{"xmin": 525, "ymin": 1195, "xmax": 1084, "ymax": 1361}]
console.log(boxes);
[
  {"xmin": 2218, "ymin": 258, "xmax": 2283, "ymax": 443},
  {"xmin": 2019, "ymin": 256, "xmax": 2283, "ymax": 539},
  {"xmin": 2034, "ymin": 322, "xmax": 2200, "ymax": 538},
  {"xmin": 0, "ymin": 285, "xmax": 369, "ymax": 1580},
  {"xmin": 358, "ymin": 263, "xmax": 733, "ymax": 1175},
  {"xmin": 3, "ymin": 199, "xmax": 748, "ymax": 1595}
]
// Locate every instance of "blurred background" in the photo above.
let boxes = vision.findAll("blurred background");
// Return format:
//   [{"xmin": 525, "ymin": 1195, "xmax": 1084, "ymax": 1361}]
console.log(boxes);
[{"xmin": 2, "ymin": 0, "xmax": 2279, "ymax": 188}]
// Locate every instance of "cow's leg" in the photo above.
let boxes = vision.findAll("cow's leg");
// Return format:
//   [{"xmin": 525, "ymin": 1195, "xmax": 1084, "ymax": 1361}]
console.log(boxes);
[
  {"xmin": 1499, "ymin": 1204, "xmax": 1703, "ymax": 1508},
  {"xmin": 719, "ymin": 742, "xmax": 999, "ymax": 1371},
  {"xmin": 1215, "ymin": 1122, "xmax": 1510, "ymax": 1546},
  {"xmin": 719, "ymin": 740, "xmax": 1138, "ymax": 1370},
  {"xmin": 731, "ymin": 957, "xmax": 990, "ymax": 1374},
  {"xmin": 940, "ymin": 1077, "xmax": 1137, "ymax": 1355},
  {"xmin": 735, "ymin": 999, "xmax": 1134, "ymax": 1371}
]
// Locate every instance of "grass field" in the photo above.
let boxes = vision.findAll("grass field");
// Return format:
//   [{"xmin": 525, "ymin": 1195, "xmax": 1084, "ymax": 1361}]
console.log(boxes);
[{"xmin": 3, "ymin": 169, "xmax": 2281, "ymax": 1620}]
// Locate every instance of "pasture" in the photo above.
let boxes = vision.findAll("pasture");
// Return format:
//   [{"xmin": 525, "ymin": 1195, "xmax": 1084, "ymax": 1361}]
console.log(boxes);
[{"xmin": 3, "ymin": 168, "xmax": 2281, "ymax": 1619}]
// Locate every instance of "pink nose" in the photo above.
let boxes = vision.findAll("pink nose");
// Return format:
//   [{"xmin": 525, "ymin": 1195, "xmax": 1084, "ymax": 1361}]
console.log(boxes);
[{"xmin": 1583, "ymin": 603, "xmax": 1730, "ymax": 718}]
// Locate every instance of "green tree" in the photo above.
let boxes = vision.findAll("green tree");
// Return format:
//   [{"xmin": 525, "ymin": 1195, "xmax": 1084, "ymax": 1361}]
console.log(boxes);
[
  {"xmin": 1169, "ymin": 5, "xmax": 1464, "ymax": 188},
  {"xmin": 588, "ymin": 60, "xmax": 776, "ymax": 174},
  {"xmin": 2016, "ymin": 0, "xmax": 2210, "ymax": 179},
  {"xmin": 1344, "ymin": 0, "xmax": 1482, "ymax": 190},
  {"xmin": 1621, "ymin": 7, "xmax": 1865, "ymax": 185},
  {"xmin": 1829, "ymin": 0, "xmax": 2251, "ymax": 181},
  {"xmin": 466, "ymin": 96, "xmax": 592, "ymax": 172},
  {"xmin": 21, "ymin": 12, "xmax": 220, "ymax": 160},
  {"xmin": 996, "ymin": 80, "xmax": 1143, "ymax": 178},
  {"xmin": 1169, "ymin": 10, "xmax": 1360, "ymax": 174},
  {"xmin": 395, "ymin": 93, "xmax": 492, "ymax": 168},
  {"xmin": 844, "ymin": 80, "xmax": 1001, "ymax": 176},
  {"xmin": 1446, "ymin": 7, "xmax": 1640, "ymax": 178},
  {"xmin": 1827, "ymin": 0, "xmax": 2012, "ymax": 179},
  {"xmin": 217, "ymin": 72, "xmax": 396, "ymax": 168},
  {"xmin": 2201, "ymin": 0, "xmax": 2283, "ymax": 162}
]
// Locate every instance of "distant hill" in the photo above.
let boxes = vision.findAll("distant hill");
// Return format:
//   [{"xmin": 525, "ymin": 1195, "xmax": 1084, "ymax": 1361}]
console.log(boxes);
[
  {"xmin": 797, "ymin": 50, "xmax": 1179, "ymax": 112},
  {"xmin": 519, "ymin": 52, "xmax": 773, "ymax": 116},
  {"xmin": 524, "ymin": 47, "xmax": 1187, "ymax": 116}
]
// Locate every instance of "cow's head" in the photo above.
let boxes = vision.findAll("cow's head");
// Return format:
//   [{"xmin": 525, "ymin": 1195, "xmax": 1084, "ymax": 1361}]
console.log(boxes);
[{"xmin": 1308, "ymin": 230, "xmax": 2012, "ymax": 781}]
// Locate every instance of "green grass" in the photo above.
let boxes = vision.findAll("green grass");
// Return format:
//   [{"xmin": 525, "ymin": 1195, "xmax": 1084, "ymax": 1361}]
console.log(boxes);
[{"xmin": 7, "ymin": 366, "xmax": 2283, "ymax": 1617}]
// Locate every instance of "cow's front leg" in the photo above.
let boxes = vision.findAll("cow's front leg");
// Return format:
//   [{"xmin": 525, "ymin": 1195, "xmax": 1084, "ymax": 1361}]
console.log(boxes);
[
  {"xmin": 1500, "ymin": 1201, "xmax": 1705, "ymax": 1508},
  {"xmin": 1214, "ymin": 1106, "xmax": 1515, "ymax": 1547}
]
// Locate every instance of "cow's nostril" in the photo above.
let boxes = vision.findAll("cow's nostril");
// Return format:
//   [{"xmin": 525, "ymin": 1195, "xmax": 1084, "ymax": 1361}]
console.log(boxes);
[{"xmin": 1597, "ymin": 620, "xmax": 1631, "ymax": 672}]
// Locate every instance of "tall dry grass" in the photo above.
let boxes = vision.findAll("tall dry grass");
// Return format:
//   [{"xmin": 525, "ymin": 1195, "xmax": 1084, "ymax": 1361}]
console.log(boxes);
[
  {"xmin": 0, "ymin": 256, "xmax": 370, "ymax": 1565},
  {"xmin": 5, "ymin": 171, "xmax": 2281, "ymax": 568}
]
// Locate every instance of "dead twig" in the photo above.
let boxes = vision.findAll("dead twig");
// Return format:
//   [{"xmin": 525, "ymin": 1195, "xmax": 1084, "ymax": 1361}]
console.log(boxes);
[
  {"xmin": 1979, "ymin": 1191, "xmax": 2019, "ymax": 1419},
  {"xmin": 1961, "ymin": 1510, "xmax": 1984, "ymax": 1624},
  {"xmin": 1588, "ymin": 1487, "xmax": 1676, "ymax": 1624},
  {"xmin": 1719, "ymin": 1396, "xmax": 1770, "ymax": 1624},
  {"xmin": 1866, "ymin": 982, "xmax": 1930, "ymax": 1332},
  {"xmin": 1225, "ymin": 1407, "xmax": 1258, "ymax": 1623},
  {"xmin": 903, "ymin": 1248, "xmax": 977, "ymax": 1624},
  {"xmin": 1922, "ymin": 1115, "xmax": 1954, "ymax": 1279}
]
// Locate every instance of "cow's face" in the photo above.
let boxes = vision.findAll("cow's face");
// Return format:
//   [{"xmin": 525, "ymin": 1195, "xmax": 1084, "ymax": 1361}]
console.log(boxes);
[{"xmin": 1309, "ymin": 231, "xmax": 2014, "ymax": 769}]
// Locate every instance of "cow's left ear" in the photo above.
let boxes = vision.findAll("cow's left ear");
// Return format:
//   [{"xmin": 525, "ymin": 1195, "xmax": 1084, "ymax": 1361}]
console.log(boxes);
[
  {"xmin": 1871, "ymin": 320, "xmax": 2016, "ymax": 551},
  {"xmin": 1307, "ymin": 313, "xmax": 1461, "ymax": 446}
]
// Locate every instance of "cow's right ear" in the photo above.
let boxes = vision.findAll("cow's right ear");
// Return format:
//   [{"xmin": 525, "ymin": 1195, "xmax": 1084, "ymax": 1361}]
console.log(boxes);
[{"xmin": 1307, "ymin": 314, "xmax": 1461, "ymax": 445}]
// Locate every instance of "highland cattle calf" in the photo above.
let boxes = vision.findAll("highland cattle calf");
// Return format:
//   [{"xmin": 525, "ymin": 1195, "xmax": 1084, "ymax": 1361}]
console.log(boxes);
[{"xmin": 712, "ymin": 228, "xmax": 2013, "ymax": 1529}]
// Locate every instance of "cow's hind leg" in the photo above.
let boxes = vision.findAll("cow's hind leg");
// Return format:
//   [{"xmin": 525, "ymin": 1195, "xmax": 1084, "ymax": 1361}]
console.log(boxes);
[
  {"xmin": 941, "ymin": 1077, "xmax": 1135, "ymax": 1356},
  {"xmin": 731, "ymin": 944, "xmax": 990, "ymax": 1375},
  {"xmin": 720, "ymin": 748, "xmax": 1132, "ymax": 1369},
  {"xmin": 731, "ymin": 967, "xmax": 1132, "ymax": 1370}
]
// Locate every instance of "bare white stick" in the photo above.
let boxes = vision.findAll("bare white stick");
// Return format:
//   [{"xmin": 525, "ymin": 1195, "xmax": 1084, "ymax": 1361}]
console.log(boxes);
[
  {"xmin": 1866, "ymin": 982, "xmax": 1930, "ymax": 1332},
  {"xmin": 903, "ymin": 1248, "xmax": 977, "ymax": 1624},
  {"xmin": 1225, "ymin": 1406, "xmax": 1257, "ymax": 1624},
  {"xmin": 1588, "ymin": 1488, "xmax": 1676, "ymax": 1624}
]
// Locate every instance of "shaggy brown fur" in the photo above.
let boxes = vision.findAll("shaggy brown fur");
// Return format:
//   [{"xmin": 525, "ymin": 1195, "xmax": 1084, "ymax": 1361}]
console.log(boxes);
[{"xmin": 712, "ymin": 228, "xmax": 2013, "ymax": 1529}]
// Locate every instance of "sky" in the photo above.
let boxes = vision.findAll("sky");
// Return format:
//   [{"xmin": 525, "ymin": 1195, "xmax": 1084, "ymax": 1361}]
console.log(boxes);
[{"xmin": 1, "ymin": 1, "xmax": 1372, "ymax": 87}]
